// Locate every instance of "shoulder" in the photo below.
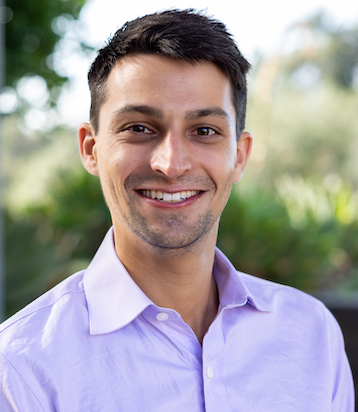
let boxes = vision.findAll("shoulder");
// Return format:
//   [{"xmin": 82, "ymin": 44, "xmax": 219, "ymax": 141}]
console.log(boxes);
[
  {"xmin": 215, "ymin": 247, "xmax": 334, "ymax": 324},
  {"xmin": 0, "ymin": 270, "xmax": 87, "ymax": 351},
  {"xmin": 240, "ymin": 271, "xmax": 322, "ymax": 305},
  {"xmin": 238, "ymin": 271, "xmax": 338, "ymax": 327},
  {"xmin": 237, "ymin": 272, "xmax": 350, "ymax": 371}
]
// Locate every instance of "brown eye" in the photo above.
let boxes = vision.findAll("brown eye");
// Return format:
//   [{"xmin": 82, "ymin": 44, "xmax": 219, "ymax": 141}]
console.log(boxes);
[
  {"xmin": 130, "ymin": 125, "xmax": 152, "ymax": 134},
  {"xmin": 196, "ymin": 127, "xmax": 217, "ymax": 136}
]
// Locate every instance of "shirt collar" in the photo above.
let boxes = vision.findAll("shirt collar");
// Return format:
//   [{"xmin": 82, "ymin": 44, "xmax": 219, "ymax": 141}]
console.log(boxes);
[
  {"xmin": 84, "ymin": 228, "xmax": 272, "ymax": 335},
  {"xmin": 84, "ymin": 228, "xmax": 153, "ymax": 335},
  {"xmin": 213, "ymin": 247, "xmax": 273, "ymax": 313}
]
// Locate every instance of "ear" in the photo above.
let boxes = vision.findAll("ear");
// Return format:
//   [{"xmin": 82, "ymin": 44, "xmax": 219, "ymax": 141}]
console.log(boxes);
[
  {"xmin": 233, "ymin": 131, "xmax": 253, "ymax": 183},
  {"xmin": 78, "ymin": 122, "xmax": 99, "ymax": 176}
]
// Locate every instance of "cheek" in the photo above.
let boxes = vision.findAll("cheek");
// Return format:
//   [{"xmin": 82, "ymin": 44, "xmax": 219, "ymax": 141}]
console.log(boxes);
[
  {"xmin": 205, "ymin": 163, "xmax": 236, "ymax": 200},
  {"xmin": 98, "ymin": 146, "xmax": 150, "ymax": 199},
  {"xmin": 95, "ymin": 150, "xmax": 124, "ymax": 197},
  {"xmin": 97, "ymin": 144, "xmax": 131, "ymax": 175},
  {"xmin": 206, "ymin": 149, "xmax": 237, "ymax": 181}
]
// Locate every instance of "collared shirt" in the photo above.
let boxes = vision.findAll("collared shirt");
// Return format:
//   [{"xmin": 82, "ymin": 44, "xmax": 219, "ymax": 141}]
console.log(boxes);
[{"xmin": 0, "ymin": 228, "xmax": 354, "ymax": 411}]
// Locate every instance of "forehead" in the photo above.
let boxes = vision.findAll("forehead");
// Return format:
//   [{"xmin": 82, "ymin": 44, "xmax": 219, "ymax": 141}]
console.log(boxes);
[{"xmin": 101, "ymin": 54, "xmax": 235, "ymax": 118}]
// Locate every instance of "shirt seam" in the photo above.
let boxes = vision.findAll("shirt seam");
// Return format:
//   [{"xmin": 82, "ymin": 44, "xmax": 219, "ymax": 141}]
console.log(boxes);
[
  {"xmin": 0, "ymin": 287, "xmax": 85, "ymax": 334},
  {"xmin": 0, "ymin": 352, "xmax": 46, "ymax": 411}
]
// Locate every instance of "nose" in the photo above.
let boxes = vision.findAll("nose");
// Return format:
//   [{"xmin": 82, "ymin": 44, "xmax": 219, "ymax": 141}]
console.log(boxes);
[{"xmin": 150, "ymin": 131, "xmax": 192, "ymax": 178}]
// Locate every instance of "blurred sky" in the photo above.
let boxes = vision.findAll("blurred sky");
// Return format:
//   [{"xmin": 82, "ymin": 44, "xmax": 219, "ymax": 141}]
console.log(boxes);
[{"xmin": 56, "ymin": 0, "xmax": 358, "ymax": 127}]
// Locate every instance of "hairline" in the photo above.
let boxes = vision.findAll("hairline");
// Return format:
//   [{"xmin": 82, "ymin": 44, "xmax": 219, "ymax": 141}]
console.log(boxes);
[{"xmin": 92, "ymin": 54, "xmax": 243, "ymax": 140}]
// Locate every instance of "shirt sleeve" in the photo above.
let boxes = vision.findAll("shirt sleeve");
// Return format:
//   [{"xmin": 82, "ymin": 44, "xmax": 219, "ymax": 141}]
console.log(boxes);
[
  {"xmin": 326, "ymin": 309, "xmax": 355, "ymax": 412},
  {"xmin": 0, "ymin": 353, "xmax": 46, "ymax": 412}
]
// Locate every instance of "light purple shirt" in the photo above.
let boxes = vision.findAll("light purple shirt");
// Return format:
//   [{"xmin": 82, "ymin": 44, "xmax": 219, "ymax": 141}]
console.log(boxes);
[{"xmin": 0, "ymin": 228, "xmax": 354, "ymax": 411}]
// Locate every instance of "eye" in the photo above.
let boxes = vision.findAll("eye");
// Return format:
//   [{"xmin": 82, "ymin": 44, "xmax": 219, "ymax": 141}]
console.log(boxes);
[
  {"xmin": 117, "ymin": 123, "xmax": 157, "ymax": 142},
  {"xmin": 190, "ymin": 126, "xmax": 219, "ymax": 137},
  {"xmin": 196, "ymin": 127, "xmax": 217, "ymax": 136},
  {"xmin": 126, "ymin": 124, "xmax": 154, "ymax": 134}
]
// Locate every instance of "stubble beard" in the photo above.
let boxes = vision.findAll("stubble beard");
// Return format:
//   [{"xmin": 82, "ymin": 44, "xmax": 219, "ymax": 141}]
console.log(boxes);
[
  {"xmin": 125, "ymin": 205, "xmax": 216, "ymax": 253},
  {"xmin": 121, "ymin": 174, "xmax": 220, "ymax": 255}
]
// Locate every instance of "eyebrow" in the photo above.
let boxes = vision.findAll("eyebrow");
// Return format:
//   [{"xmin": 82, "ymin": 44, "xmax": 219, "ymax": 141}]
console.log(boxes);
[
  {"xmin": 111, "ymin": 105, "xmax": 229, "ymax": 121},
  {"xmin": 185, "ymin": 107, "xmax": 230, "ymax": 121},
  {"xmin": 112, "ymin": 104, "xmax": 164, "ymax": 119}
]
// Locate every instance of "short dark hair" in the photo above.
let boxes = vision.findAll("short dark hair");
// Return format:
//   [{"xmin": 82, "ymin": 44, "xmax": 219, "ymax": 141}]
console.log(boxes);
[{"xmin": 88, "ymin": 9, "xmax": 251, "ymax": 138}]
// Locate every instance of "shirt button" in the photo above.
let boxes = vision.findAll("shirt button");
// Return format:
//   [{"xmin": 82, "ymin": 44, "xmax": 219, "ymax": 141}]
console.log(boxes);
[
  {"xmin": 206, "ymin": 366, "xmax": 214, "ymax": 379},
  {"xmin": 156, "ymin": 312, "xmax": 169, "ymax": 321}
]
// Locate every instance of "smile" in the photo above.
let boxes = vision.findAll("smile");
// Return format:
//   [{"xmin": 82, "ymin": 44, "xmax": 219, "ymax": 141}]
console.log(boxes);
[{"xmin": 139, "ymin": 190, "xmax": 200, "ymax": 203}]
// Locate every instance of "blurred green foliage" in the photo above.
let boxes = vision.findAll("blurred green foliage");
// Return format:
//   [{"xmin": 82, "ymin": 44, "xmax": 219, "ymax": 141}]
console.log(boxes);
[
  {"xmin": 218, "ymin": 182, "xmax": 358, "ymax": 292},
  {"xmin": 5, "ymin": 167, "xmax": 111, "ymax": 317},
  {"xmin": 5, "ymin": 0, "xmax": 87, "ymax": 91},
  {"xmin": 2, "ymin": 11, "xmax": 358, "ymax": 318},
  {"xmin": 5, "ymin": 212, "xmax": 64, "ymax": 316}
]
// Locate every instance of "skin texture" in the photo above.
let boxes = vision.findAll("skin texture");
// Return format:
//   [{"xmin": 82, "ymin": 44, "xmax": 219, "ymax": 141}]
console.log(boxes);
[{"xmin": 79, "ymin": 55, "xmax": 252, "ymax": 343}]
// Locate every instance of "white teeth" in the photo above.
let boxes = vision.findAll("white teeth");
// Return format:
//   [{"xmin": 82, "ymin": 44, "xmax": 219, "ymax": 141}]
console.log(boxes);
[
  {"xmin": 172, "ymin": 192, "xmax": 181, "ymax": 202},
  {"xmin": 141, "ymin": 190, "xmax": 199, "ymax": 202},
  {"xmin": 163, "ymin": 193, "xmax": 171, "ymax": 202}
]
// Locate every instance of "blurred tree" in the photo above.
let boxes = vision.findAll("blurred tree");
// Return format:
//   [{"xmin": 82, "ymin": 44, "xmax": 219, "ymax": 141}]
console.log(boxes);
[
  {"xmin": 1, "ymin": 0, "xmax": 89, "ymax": 318},
  {"xmin": 245, "ymin": 12, "xmax": 358, "ymax": 189},
  {"xmin": 284, "ymin": 13, "xmax": 358, "ymax": 90},
  {"xmin": 4, "ymin": 0, "xmax": 87, "ymax": 92}
]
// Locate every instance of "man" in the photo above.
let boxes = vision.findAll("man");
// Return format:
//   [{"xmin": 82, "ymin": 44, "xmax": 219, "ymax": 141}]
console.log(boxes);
[{"xmin": 0, "ymin": 9, "xmax": 354, "ymax": 411}]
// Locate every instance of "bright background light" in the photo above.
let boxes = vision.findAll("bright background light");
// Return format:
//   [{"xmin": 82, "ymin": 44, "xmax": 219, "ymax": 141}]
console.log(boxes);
[{"xmin": 81, "ymin": 0, "xmax": 358, "ymax": 58}]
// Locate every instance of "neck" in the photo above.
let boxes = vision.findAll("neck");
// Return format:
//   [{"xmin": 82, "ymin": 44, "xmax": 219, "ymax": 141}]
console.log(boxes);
[{"xmin": 114, "ymin": 226, "xmax": 219, "ymax": 344}]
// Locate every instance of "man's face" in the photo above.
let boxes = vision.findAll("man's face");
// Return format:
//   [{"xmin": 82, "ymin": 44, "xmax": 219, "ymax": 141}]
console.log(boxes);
[{"xmin": 79, "ymin": 55, "xmax": 252, "ymax": 252}]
